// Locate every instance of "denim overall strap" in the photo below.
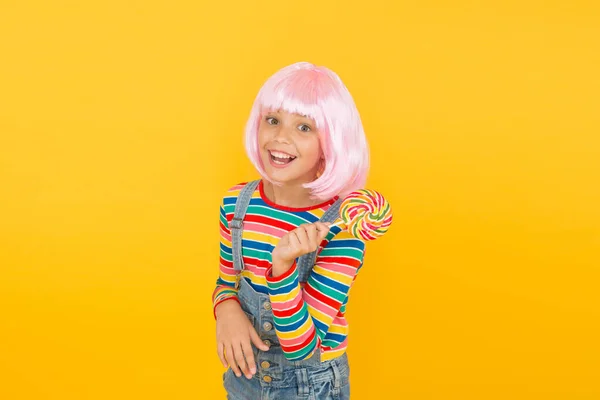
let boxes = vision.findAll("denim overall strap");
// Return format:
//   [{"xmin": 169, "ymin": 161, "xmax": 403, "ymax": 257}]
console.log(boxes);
[
  {"xmin": 230, "ymin": 180, "xmax": 260, "ymax": 272},
  {"xmin": 297, "ymin": 197, "xmax": 343, "ymax": 283}
]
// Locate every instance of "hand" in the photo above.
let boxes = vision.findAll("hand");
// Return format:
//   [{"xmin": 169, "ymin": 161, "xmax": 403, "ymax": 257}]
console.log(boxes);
[
  {"xmin": 271, "ymin": 222, "xmax": 331, "ymax": 277},
  {"xmin": 215, "ymin": 300, "xmax": 269, "ymax": 379}
]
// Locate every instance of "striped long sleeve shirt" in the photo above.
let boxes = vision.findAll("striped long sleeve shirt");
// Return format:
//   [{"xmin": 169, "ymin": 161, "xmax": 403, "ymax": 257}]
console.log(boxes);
[{"xmin": 212, "ymin": 181, "xmax": 366, "ymax": 362}]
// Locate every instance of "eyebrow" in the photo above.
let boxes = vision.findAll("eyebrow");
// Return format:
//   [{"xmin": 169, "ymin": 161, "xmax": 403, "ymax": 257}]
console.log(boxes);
[{"xmin": 266, "ymin": 110, "xmax": 312, "ymax": 120}]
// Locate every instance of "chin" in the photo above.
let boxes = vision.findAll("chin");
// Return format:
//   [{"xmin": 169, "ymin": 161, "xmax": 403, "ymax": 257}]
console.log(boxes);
[{"xmin": 265, "ymin": 172, "xmax": 297, "ymax": 185}]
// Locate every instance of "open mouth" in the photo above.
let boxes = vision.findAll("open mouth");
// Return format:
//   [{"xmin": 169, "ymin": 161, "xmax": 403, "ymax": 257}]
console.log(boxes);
[{"xmin": 268, "ymin": 150, "xmax": 297, "ymax": 166}]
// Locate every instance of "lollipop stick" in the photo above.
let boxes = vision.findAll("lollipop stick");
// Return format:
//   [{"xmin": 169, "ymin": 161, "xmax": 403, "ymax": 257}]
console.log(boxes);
[{"xmin": 328, "ymin": 219, "xmax": 344, "ymax": 229}]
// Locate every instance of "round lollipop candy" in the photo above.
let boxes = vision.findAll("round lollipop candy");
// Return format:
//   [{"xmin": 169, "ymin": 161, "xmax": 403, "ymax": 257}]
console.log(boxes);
[{"xmin": 330, "ymin": 189, "xmax": 393, "ymax": 241}]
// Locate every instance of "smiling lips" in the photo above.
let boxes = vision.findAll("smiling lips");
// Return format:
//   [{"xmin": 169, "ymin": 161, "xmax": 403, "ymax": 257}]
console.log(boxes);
[{"xmin": 268, "ymin": 150, "xmax": 297, "ymax": 167}]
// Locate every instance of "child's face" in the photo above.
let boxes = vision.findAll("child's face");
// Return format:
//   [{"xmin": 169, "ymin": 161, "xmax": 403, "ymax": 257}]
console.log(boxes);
[{"xmin": 257, "ymin": 109, "xmax": 323, "ymax": 187}]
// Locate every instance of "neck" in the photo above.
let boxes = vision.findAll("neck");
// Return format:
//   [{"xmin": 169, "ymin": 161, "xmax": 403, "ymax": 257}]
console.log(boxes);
[{"xmin": 262, "ymin": 180, "xmax": 320, "ymax": 209}]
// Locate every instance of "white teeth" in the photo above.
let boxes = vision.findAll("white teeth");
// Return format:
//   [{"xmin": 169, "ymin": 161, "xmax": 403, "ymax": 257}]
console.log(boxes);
[{"xmin": 270, "ymin": 151, "xmax": 294, "ymax": 159}]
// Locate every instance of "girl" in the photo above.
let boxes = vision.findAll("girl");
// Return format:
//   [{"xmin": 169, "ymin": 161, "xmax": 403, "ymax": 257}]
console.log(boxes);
[{"xmin": 213, "ymin": 62, "xmax": 369, "ymax": 399}]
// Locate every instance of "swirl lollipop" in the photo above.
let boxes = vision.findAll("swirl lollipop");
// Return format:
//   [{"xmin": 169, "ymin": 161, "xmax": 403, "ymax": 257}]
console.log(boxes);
[{"xmin": 331, "ymin": 189, "xmax": 393, "ymax": 241}]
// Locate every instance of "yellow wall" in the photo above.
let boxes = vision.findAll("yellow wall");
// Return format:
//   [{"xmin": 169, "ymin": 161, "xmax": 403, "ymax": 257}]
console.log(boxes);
[{"xmin": 1, "ymin": 1, "xmax": 598, "ymax": 399}]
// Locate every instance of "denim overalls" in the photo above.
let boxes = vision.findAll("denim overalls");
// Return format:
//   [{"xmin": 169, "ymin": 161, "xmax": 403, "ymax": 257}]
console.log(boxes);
[{"xmin": 222, "ymin": 180, "xmax": 351, "ymax": 400}]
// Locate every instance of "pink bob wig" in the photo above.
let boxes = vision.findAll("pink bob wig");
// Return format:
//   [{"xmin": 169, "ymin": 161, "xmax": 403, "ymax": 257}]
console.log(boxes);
[{"xmin": 244, "ymin": 62, "xmax": 370, "ymax": 201}]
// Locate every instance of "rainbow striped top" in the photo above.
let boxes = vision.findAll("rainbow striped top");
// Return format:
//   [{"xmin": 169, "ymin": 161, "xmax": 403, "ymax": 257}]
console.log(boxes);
[{"xmin": 212, "ymin": 181, "xmax": 366, "ymax": 362}]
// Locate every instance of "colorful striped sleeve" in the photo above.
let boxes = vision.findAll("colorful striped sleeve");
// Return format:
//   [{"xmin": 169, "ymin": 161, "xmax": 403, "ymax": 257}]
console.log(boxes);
[
  {"xmin": 211, "ymin": 193, "xmax": 240, "ymax": 318},
  {"xmin": 265, "ymin": 230, "xmax": 366, "ymax": 360}
]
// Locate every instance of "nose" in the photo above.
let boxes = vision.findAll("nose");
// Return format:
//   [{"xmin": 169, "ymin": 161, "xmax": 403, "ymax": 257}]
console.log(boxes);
[{"xmin": 272, "ymin": 124, "xmax": 293, "ymax": 143}]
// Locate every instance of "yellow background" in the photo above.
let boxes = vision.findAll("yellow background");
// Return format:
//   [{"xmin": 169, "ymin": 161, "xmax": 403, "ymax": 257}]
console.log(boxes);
[{"xmin": 1, "ymin": 0, "xmax": 599, "ymax": 399}]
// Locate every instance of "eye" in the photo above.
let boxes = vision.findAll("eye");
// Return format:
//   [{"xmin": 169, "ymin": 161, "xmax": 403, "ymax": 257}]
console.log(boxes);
[
  {"xmin": 266, "ymin": 116, "xmax": 278, "ymax": 125},
  {"xmin": 298, "ymin": 124, "xmax": 311, "ymax": 132}
]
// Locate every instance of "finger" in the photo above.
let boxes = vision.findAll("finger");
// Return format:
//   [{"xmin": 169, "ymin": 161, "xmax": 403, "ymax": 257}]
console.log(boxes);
[
  {"xmin": 317, "ymin": 222, "xmax": 331, "ymax": 245},
  {"xmin": 294, "ymin": 225, "xmax": 311, "ymax": 253},
  {"xmin": 217, "ymin": 342, "xmax": 227, "ymax": 368},
  {"xmin": 315, "ymin": 221, "xmax": 330, "ymax": 230},
  {"xmin": 289, "ymin": 230, "xmax": 302, "ymax": 253},
  {"xmin": 233, "ymin": 343, "xmax": 251, "ymax": 378},
  {"xmin": 278, "ymin": 232, "xmax": 289, "ymax": 247},
  {"xmin": 315, "ymin": 222, "xmax": 331, "ymax": 241},
  {"xmin": 226, "ymin": 344, "xmax": 242, "ymax": 378},
  {"xmin": 241, "ymin": 339, "xmax": 257, "ymax": 377},
  {"xmin": 249, "ymin": 325, "xmax": 270, "ymax": 351},
  {"xmin": 304, "ymin": 224, "xmax": 319, "ymax": 251}
]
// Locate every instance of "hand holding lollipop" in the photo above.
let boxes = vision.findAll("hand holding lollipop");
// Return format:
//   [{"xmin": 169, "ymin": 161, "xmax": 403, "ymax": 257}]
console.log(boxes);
[{"xmin": 272, "ymin": 189, "xmax": 393, "ymax": 274}]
